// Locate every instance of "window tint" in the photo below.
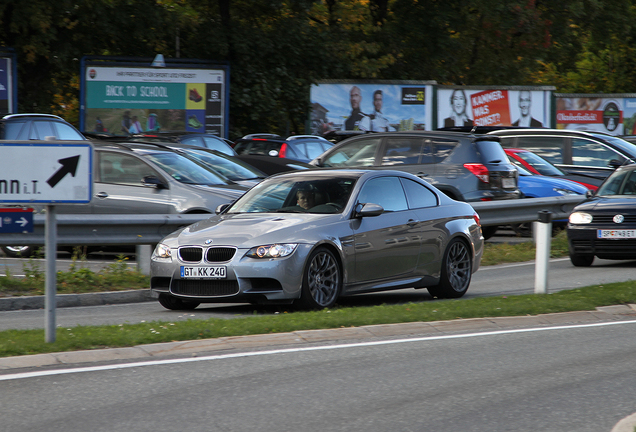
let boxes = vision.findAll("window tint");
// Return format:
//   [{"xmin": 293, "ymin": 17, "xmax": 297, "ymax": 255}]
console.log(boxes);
[
  {"xmin": 33, "ymin": 121, "xmax": 55, "ymax": 140},
  {"xmin": 381, "ymin": 138, "xmax": 428, "ymax": 165},
  {"xmin": 476, "ymin": 140, "xmax": 508, "ymax": 163},
  {"xmin": 400, "ymin": 178, "xmax": 438, "ymax": 208},
  {"xmin": 515, "ymin": 136, "xmax": 564, "ymax": 165},
  {"xmin": 321, "ymin": 137, "xmax": 380, "ymax": 167},
  {"xmin": 571, "ymin": 138, "xmax": 626, "ymax": 167},
  {"xmin": 99, "ymin": 153, "xmax": 158, "ymax": 186},
  {"xmin": 54, "ymin": 122, "xmax": 85, "ymax": 140},
  {"xmin": 304, "ymin": 140, "xmax": 326, "ymax": 159},
  {"xmin": 433, "ymin": 140, "xmax": 458, "ymax": 162},
  {"xmin": 357, "ymin": 176, "xmax": 408, "ymax": 212}
]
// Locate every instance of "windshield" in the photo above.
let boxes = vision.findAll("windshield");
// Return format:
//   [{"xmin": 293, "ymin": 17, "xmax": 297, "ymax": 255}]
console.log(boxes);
[
  {"xmin": 227, "ymin": 176, "xmax": 357, "ymax": 214},
  {"xmin": 513, "ymin": 151, "xmax": 565, "ymax": 176},
  {"xmin": 182, "ymin": 149, "xmax": 265, "ymax": 181},
  {"xmin": 143, "ymin": 152, "xmax": 232, "ymax": 186},
  {"xmin": 596, "ymin": 167, "xmax": 636, "ymax": 196}
]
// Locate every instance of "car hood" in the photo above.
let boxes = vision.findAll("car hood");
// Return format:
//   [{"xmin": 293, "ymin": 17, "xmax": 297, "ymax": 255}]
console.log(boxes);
[
  {"xmin": 165, "ymin": 212, "xmax": 343, "ymax": 248},
  {"xmin": 188, "ymin": 184, "xmax": 247, "ymax": 200},
  {"xmin": 574, "ymin": 196, "xmax": 636, "ymax": 212}
]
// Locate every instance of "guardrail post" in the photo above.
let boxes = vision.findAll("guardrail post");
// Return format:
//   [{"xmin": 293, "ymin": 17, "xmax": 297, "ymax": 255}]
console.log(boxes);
[{"xmin": 534, "ymin": 210, "xmax": 552, "ymax": 294}]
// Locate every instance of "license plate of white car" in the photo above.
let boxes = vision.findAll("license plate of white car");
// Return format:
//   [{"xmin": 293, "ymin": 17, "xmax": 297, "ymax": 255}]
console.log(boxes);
[
  {"xmin": 180, "ymin": 266, "xmax": 227, "ymax": 279},
  {"xmin": 502, "ymin": 178, "xmax": 515, "ymax": 188},
  {"xmin": 597, "ymin": 229, "xmax": 636, "ymax": 239}
]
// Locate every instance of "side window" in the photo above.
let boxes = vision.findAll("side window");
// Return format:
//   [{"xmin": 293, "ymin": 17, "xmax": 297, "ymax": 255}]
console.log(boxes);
[
  {"xmin": 98, "ymin": 152, "xmax": 158, "ymax": 186},
  {"xmin": 304, "ymin": 141, "xmax": 326, "ymax": 160},
  {"xmin": 516, "ymin": 136, "xmax": 564, "ymax": 165},
  {"xmin": 33, "ymin": 121, "xmax": 55, "ymax": 140},
  {"xmin": 381, "ymin": 138, "xmax": 428, "ymax": 165},
  {"xmin": 357, "ymin": 176, "xmax": 408, "ymax": 212},
  {"xmin": 201, "ymin": 137, "xmax": 233, "ymax": 155},
  {"xmin": 571, "ymin": 138, "xmax": 627, "ymax": 167},
  {"xmin": 400, "ymin": 178, "xmax": 438, "ymax": 208},
  {"xmin": 433, "ymin": 140, "xmax": 459, "ymax": 162},
  {"xmin": 2, "ymin": 121, "xmax": 27, "ymax": 139},
  {"xmin": 321, "ymin": 138, "xmax": 381, "ymax": 167},
  {"xmin": 54, "ymin": 122, "xmax": 85, "ymax": 140},
  {"xmin": 180, "ymin": 136, "xmax": 203, "ymax": 147}
]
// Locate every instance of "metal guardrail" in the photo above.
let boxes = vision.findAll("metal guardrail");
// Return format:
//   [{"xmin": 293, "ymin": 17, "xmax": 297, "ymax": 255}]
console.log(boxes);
[{"xmin": 0, "ymin": 196, "xmax": 587, "ymax": 246}]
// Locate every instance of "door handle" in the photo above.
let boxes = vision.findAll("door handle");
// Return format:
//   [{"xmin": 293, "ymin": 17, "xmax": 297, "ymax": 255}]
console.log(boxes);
[
  {"xmin": 96, "ymin": 192, "xmax": 109, "ymax": 198},
  {"xmin": 407, "ymin": 219, "xmax": 418, "ymax": 227}
]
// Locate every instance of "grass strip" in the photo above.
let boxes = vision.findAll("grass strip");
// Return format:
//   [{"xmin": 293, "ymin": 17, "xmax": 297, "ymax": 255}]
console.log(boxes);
[{"xmin": 1, "ymin": 280, "xmax": 635, "ymax": 358}]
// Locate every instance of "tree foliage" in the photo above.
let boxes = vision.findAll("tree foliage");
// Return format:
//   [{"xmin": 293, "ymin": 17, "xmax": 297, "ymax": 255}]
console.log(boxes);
[{"xmin": 2, "ymin": 0, "xmax": 636, "ymax": 137}]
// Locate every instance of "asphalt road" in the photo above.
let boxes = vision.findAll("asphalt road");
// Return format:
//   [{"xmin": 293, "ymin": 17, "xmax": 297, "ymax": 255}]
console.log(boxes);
[
  {"xmin": 2, "ymin": 319, "xmax": 636, "ymax": 432},
  {"xmin": 0, "ymin": 256, "xmax": 634, "ymax": 331}
]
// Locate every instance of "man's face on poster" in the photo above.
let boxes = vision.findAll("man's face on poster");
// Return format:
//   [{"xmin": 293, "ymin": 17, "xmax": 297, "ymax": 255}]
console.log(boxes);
[
  {"xmin": 373, "ymin": 92, "xmax": 383, "ymax": 112},
  {"xmin": 519, "ymin": 91, "xmax": 532, "ymax": 116},
  {"xmin": 350, "ymin": 87, "xmax": 362, "ymax": 110}
]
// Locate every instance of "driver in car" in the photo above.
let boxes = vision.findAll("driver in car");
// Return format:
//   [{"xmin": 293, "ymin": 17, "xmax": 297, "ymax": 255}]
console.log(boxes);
[{"xmin": 296, "ymin": 189, "xmax": 316, "ymax": 210}]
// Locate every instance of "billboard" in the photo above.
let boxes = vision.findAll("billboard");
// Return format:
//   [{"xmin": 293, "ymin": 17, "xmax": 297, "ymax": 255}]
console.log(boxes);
[
  {"xmin": 310, "ymin": 81, "xmax": 435, "ymax": 134},
  {"xmin": 0, "ymin": 50, "xmax": 17, "ymax": 116},
  {"xmin": 436, "ymin": 86, "xmax": 554, "ymax": 129},
  {"xmin": 80, "ymin": 57, "xmax": 229, "ymax": 137},
  {"xmin": 555, "ymin": 95, "xmax": 633, "ymax": 136}
]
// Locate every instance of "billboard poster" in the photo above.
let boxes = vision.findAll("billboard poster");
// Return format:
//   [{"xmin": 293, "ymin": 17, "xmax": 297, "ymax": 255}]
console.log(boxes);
[
  {"xmin": 437, "ymin": 87, "xmax": 551, "ymax": 129},
  {"xmin": 81, "ymin": 62, "xmax": 228, "ymax": 137},
  {"xmin": 0, "ymin": 55, "xmax": 16, "ymax": 116},
  {"xmin": 556, "ymin": 96, "xmax": 625, "ymax": 135},
  {"xmin": 310, "ymin": 82, "xmax": 434, "ymax": 134}
]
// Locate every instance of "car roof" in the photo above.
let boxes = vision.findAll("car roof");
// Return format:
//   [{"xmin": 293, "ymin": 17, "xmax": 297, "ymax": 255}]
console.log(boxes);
[{"xmin": 1, "ymin": 113, "xmax": 66, "ymax": 121}]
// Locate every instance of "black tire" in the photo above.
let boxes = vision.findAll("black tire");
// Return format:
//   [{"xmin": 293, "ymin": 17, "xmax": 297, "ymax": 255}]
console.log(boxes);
[
  {"xmin": 481, "ymin": 226, "xmax": 498, "ymax": 240},
  {"xmin": 298, "ymin": 247, "xmax": 342, "ymax": 309},
  {"xmin": 1, "ymin": 246, "xmax": 35, "ymax": 258},
  {"xmin": 158, "ymin": 293, "xmax": 200, "ymax": 310},
  {"xmin": 570, "ymin": 253, "xmax": 594, "ymax": 267},
  {"xmin": 428, "ymin": 238, "xmax": 472, "ymax": 299}
]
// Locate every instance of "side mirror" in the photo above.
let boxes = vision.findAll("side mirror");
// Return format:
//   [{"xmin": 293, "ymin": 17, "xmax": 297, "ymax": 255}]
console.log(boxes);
[
  {"xmin": 355, "ymin": 202, "xmax": 384, "ymax": 218},
  {"xmin": 585, "ymin": 189, "xmax": 595, "ymax": 199},
  {"xmin": 608, "ymin": 159, "xmax": 623, "ymax": 169},
  {"xmin": 215, "ymin": 203, "xmax": 231, "ymax": 214},
  {"xmin": 142, "ymin": 175, "xmax": 168, "ymax": 189}
]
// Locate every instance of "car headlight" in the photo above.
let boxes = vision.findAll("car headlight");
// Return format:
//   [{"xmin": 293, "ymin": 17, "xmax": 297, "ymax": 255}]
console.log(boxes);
[
  {"xmin": 153, "ymin": 243, "xmax": 172, "ymax": 259},
  {"xmin": 246, "ymin": 244, "xmax": 298, "ymax": 258},
  {"xmin": 554, "ymin": 188, "xmax": 581, "ymax": 196},
  {"xmin": 569, "ymin": 212, "xmax": 593, "ymax": 224}
]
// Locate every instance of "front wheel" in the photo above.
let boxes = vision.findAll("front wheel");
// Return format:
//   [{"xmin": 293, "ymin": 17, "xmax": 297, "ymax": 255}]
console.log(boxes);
[
  {"xmin": 570, "ymin": 253, "xmax": 594, "ymax": 267},
  {"xmin": 428, "ymin": 238, "xmax": 472, "ymax": 299},
  {"xmin": 297, "ymin": 247, "xmax": 342, "ymax": 309},
  {"xmin": 1, "ymin": 246, "xmax": 35, "ymax": 258},
  {"xmin": 158, "ymin": 293, "xmax": 200, "ymax": 310}
]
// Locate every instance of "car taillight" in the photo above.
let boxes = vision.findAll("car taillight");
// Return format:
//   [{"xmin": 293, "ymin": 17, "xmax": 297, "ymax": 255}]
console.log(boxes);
[
  {"xmin": 473, "ymin": 212, "xmax": 481, "ymax": 226},
  {"xmin": 463, "ymin": 163, "xmax": 490, "ymax": 183},
  {"xmin": 279, "ymin": 143, "xmax": 287, "ymax": 158}
]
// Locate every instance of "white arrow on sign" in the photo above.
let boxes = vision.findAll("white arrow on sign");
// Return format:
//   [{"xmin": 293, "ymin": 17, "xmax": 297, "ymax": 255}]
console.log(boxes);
[{"xmin": 16, "ymin": 217, "xmax": 28, "ymax": 227}]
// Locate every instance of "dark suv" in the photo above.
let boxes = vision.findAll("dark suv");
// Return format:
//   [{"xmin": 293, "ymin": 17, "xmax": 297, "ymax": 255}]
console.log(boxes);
[
  {"xmin": 488, "ymin": 129, "xmax": 636, "ymax": 187},
  {"xmin": 0, "ymin": 113, "xmax": 86, "ymax": 140},
  {"xmin": 310, "ymin": 131, "xmax": 520, "ymax": 202},
  {"xmin": 233, "ymin": 134, "xmax": 335, "ymax": 163}
]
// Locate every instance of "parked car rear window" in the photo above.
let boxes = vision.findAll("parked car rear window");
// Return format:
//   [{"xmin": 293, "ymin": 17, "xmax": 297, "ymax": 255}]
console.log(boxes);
[
  {"xmin": 571, "ymin": 138, "xmax": 627, "ymax": 167},
  {"xmin": 433, "ymin": 140, "xmax": 458, "ymax": 162},
  {"xmin": 381, "ymin": 138, "xmax": 426, "ymax": 165},
  {"xmin": 476, "ymin": 139, "xmax": 508, "ymax": 162},
  {"xmin": 322, "ymin": 137, "xmax": 381, "ymax": 167},
  {"xmin": 513, "ymin": 136, "xmax": 564, "ymax": 165}
]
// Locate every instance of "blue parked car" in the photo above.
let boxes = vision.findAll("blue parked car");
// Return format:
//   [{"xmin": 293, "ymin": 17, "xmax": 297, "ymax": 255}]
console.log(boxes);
[{"xmin": 508, "ymin": 164, "xmax": 588, "ymax": 236}]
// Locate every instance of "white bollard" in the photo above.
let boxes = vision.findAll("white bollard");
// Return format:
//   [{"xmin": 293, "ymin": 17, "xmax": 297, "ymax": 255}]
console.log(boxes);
[{"xmin": 534, "ymin": 211, "xmax": 552, "ymax": 294}]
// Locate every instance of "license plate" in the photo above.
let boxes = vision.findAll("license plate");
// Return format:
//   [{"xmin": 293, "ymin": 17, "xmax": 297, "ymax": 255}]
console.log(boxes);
[
  {"xmin": 180, "ymin": 266, "xmax": 227, "ymax": 279},
  {"xmin": 502, "ymin": 178, "xmax": 515, "ymax": 188},
  {"xmin": 597, "ymin": 229, "xmax": 636, "ymax": 239}
]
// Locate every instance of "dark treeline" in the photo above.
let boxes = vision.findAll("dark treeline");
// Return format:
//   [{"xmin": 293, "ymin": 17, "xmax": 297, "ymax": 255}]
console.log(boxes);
[{"xmin": 2, "ymin": 0, "xmax": 635, "ymax": 138}]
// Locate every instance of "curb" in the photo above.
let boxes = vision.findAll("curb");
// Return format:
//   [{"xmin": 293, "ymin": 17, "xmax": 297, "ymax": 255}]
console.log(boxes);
[{"xmin": 0, "ymin": 289, "xmax": 153, "ymax": 311}]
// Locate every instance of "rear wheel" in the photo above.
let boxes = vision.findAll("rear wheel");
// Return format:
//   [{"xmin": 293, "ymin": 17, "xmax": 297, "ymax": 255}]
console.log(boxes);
[
  {"xmin": 297, "ymin": 247, "xmax": 341, "ymax": 309},
  {"xmin": 569, "ymin": 253, "xmax": 594, "ymax": 267},
  {"xmin": 1, "ymin": 246, "xmax": 35, "ymax": 258},
  {"xmin": 158, "ymin": 293, "xmax": 200, "ymax": 310},
  {"xmin": 428, "ymin": 239, "xmax": 472, "ymax": 299}
]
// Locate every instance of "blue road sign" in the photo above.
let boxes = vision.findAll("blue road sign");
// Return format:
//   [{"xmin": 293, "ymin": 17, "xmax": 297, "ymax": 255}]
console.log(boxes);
[{"xmin": 0, "ymin": 208, "xmax": 34, "ymax": 233}]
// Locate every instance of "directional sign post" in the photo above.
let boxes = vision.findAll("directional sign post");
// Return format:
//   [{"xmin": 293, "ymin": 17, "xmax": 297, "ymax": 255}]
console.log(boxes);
[
  {"xmin": 0, "ymin": 207, "xmax": 34, "ymax": 233},
  {"xmin": 1, "ymin": 141, "xmax": 93, "ymax": 343}
]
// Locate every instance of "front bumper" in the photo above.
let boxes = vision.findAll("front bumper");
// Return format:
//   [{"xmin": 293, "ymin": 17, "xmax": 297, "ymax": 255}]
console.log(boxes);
[{"xmin": 567, "ymin": 224, "xmax": 636, "ymax": 259}]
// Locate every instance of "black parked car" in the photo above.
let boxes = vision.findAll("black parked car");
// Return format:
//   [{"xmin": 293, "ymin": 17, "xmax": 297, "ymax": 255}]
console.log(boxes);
[{"xmin": 567, "ymin": 163, "xmax": 636, "ymax": 267}]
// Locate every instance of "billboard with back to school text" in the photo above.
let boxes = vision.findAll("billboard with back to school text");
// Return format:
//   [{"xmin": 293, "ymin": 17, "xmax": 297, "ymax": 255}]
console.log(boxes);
[
  {"xmin": 310, "ymin": 81, "xmax": 435, "ymax": 134},
  {"xmin": 436, "ymin": 86, "xmax": 554, "ymax": 129},
  {"xmin": 80, "ymin": 58, "xmax": 229, "ymax": 137}
]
